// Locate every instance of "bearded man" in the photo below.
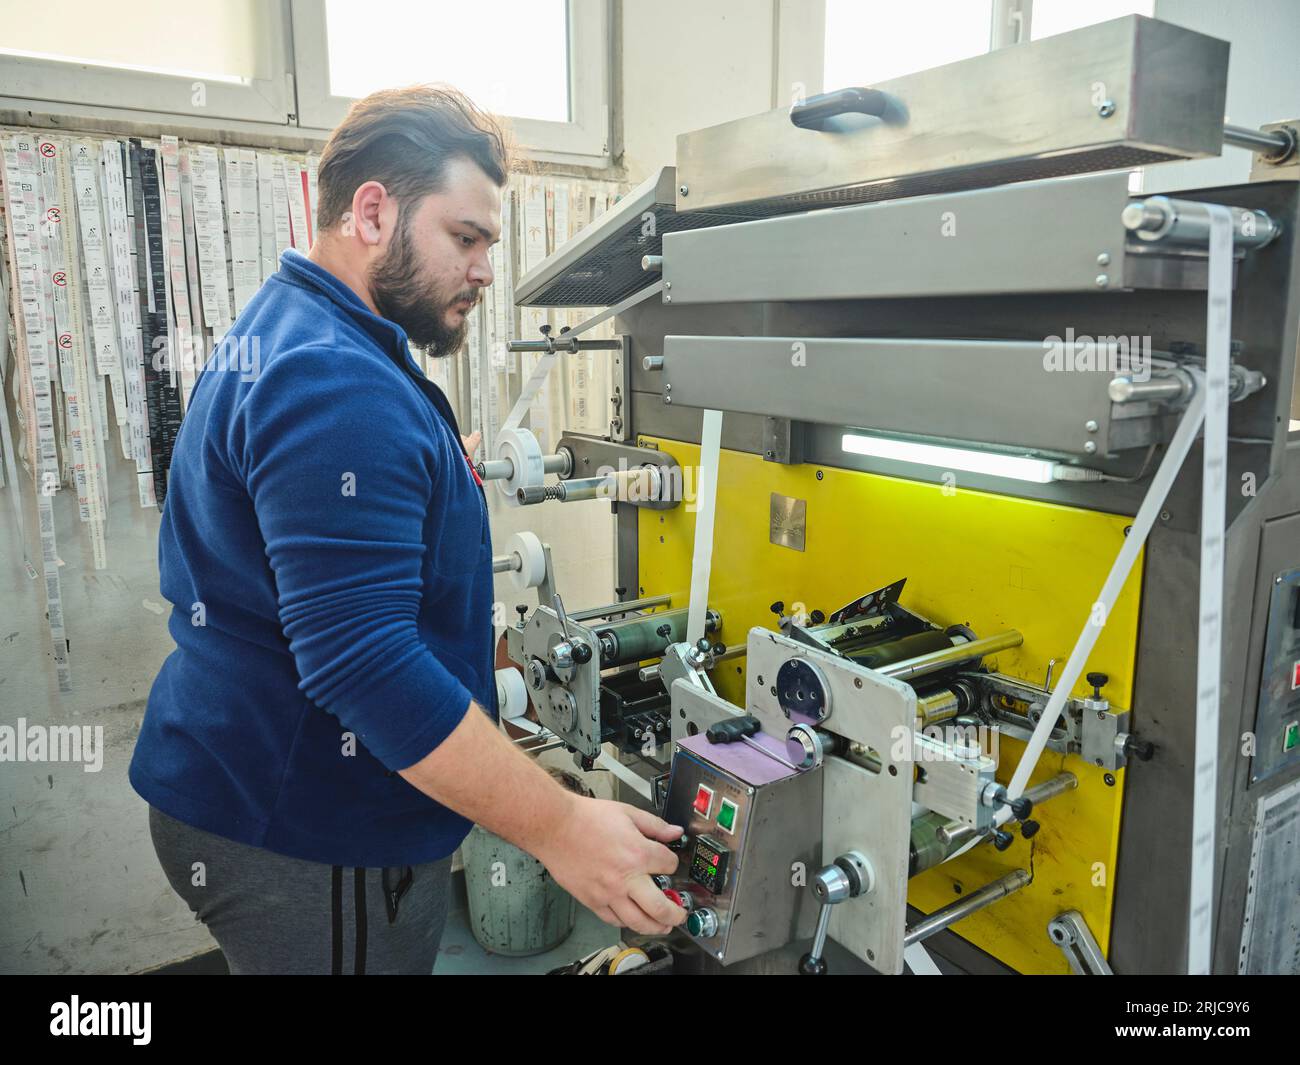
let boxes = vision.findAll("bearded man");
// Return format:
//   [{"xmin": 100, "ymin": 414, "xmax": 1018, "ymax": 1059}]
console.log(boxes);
[{"xmin": 130, "ymin": 86, "xmax": 684, "ymax": 975}]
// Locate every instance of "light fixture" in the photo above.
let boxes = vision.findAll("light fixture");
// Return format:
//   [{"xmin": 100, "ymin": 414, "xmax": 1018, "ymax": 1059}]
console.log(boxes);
[{"xmin": 840, "ymin": 432, "xmax": 1099, "ymax": 483}]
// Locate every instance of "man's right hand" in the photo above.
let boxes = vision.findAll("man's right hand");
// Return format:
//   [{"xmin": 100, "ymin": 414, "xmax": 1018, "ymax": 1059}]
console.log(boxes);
[{"xmin": 534, "ymin": 795, "xmax": 688, "ymax": 935}]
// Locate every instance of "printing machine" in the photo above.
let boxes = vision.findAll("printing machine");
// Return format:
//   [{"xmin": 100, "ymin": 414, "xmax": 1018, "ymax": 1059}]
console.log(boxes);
[{"xmin": 487, "ymin": 16, "xmax": 1300, "ymax": 974}]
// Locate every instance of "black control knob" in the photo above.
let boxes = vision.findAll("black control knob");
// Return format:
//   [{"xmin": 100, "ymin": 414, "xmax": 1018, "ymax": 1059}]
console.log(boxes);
[
  {"xmin": 1020, "ymin": 819, "xmax": 1041, "ymax": 840},
  {"xmin": 1124, "ymin": 735, "xmax": 1155, "ymax": 761},
  {"xmin": 572, "ymin": 643, "xmax": 592, "ymax": 664},
  {"xmin": 711, "ymin": 643, "xmax": 726, "ymax": 657},
  {"xmin": 696, "ymin": 638, "xmax": 711, "ymax": 653},
  {"xmin": 656, "ymin": 623, "xmax": 673, "ymax": 639},
  {"xmin": 614, "ymin": 585, "xmax": 627, "ymax": 601},
  {"xmin": 809, "ymin": 610, "xmax": 825, "ymax": 625},
  {"xmin": 515, "ymin": 604, "xmax": 528, "ymax": 623},
  {"xmin": 1002, "ymin": 795, "xmax": 1033, "ymax": 821},
  {"xmin": 770, "ymin": 601, "xmax": 785, "ymax": 617},
  {"xmin": 1086, "ymin": 672, "xmax": 1109, "ymax": 698},
  {"xmin": 798, "ymin": 953, "xmax": 828, "ymax": 975},
  {"xmin": 992, "ymin": 829, "xmax": 1014, "ymax": 852}
]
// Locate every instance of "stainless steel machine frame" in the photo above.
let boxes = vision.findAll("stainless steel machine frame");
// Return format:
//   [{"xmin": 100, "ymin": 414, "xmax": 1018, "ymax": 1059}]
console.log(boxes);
[{"xmin": 510, "ymin": 14, "xmax": 1300, "ymax": 974}]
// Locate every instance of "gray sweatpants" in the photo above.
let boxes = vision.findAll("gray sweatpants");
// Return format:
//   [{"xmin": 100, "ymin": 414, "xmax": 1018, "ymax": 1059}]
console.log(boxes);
[{"xmin": 149, "ymin": 806, "xmax": 453, "ymax": 974}]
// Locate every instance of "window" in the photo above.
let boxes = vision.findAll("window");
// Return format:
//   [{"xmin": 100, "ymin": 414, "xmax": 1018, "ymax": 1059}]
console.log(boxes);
[
  {"xmin": 291, "ymin": 0, "xmax": 611, "ymax": 162},
  {"xmin": 0, "ymin": 0, "xmax": 291, "ymax": 124},
  {"xmin": 823, "ymin": 0, "xmax": 993, "ymax": 90},
  {"xmin": 1029, "ymin": 0, "xmax": 1154, "ymax": 41},
  {"xmin": 323, "ymin": 0, "xmax": 569, "ymax": 123}
]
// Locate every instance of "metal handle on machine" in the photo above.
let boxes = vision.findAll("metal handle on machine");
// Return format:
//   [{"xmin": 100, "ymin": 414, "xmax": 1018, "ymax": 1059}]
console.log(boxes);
[
  {"xmin": 790, "ymin": 87, "xmax": 890, "ymax": 130},
  {"xmin": 798, "ymin": 852, "xmax": 873, "ymax": 975}
]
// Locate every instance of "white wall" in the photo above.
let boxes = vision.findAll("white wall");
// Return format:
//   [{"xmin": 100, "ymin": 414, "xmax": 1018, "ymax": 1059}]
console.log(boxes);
[
  {"xmin": 619, "ymin": 0, "xmax": 824, "ymax": 184},
  {"xmin": 1149, "ymin": 0, "xmax": 1300, "ymax": 191}
]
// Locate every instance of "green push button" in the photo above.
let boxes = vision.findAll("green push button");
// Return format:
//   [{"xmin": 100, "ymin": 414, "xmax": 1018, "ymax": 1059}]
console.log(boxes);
[
  {"xmin": 717, "ymin": 799, "xmax": 737, "ymax": 833},
  {"xmin": 1284, "ymin": 721, "xmax": 1300, "ymax": 753}
]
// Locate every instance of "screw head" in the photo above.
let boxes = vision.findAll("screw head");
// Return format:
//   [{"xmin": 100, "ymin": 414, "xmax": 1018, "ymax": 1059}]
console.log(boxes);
[
  {"xmin": 1085, "ymin": 419, "xmax": 1099, "ymax": 432},
  {"xmin": 664, "ymin": 294, "xmax": 672, "ymax": 303},
  {"xmin": 1096, "ymin": 252, "xmax": 1111, "ymax": 266},
  {"xmin": 679, "ymin": 184, "xmax": 689, "ymax": 196},
  {"xmin": 1098, "ymin": 100, "xmax": 1116, "ymax": 118},
  {"xmin": 1095, "ymin": 274, "xmax": 1109, "ymax": 288},
  {"xmin": 1104, "ymin": 772, "xmax": 1116, "ymax": 786},
  {"xmin": 1160, "ymin": 510, "xmax": 1171, "ymax": 521},
  {"xmin": 664, "ymin": 281, "xmax": 671, "ymax": 289},
  {"xmin": 664, "ymin": 394, "xmax": 672, "ymax": 404},
  {"xmin": 1084, "ymin": 441, "xmax": 1097, "ymax": 454}
]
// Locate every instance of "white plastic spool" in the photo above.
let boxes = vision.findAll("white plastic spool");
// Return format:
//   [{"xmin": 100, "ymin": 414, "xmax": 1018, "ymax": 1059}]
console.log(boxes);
[
  {"xmin": 504, "ymin": 530, "xmax": 547, "ymax": 591},
  {"xmin": 494, "ymin": 426, "xmax": 545, "ymax": 506},
  {"xmin": 495, "ymin": 667, "xmax": 530, "ymax": 722}
]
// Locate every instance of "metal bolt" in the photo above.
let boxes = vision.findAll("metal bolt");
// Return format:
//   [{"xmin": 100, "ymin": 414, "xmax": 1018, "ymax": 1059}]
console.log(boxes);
[
  {"xmin": 854, "ymin": 677, "xmax": 863, "ymax": 688},
  {"xmin": 1098, "ymin": 100, "xmax": 1116, "ymax": 118},
  {"xmin": 679, "ymin": 185, "xmax": 690, "ymax": 196},
  {"xmin": 664, "ymin": 281, "xmax": 671, "ymax": 289},
  {"xmin": 1095, "ymin": 274, "xmax": 1109, "ymax": 288},
  {"xmin": 1096, "ymin": 252, "xmax": 1110, "ymax": 266},
  {"xmin": 665, "ymin": 382, "xmax": 671, "ymax": 390},
  {"xmin": 1085, "ymin": 419, "xmax": 1099, "ymax": 433},
  {"xmin": 1160, "ymin": 510, "xmax": 1171, "ymax": 521},
  {"xmin": 1084, "ymin": 441, "xmax": 1097, "ymax": 454},
  {"xmin": 664, "ymin": 394, "xmax": 672, "ymax": 404},
  {"xmin": 664, "ymin": 294, "xmax": 672, "ymax": 303},
  {"xmin": 1104, "ymin": 772, "xmax": 1116, "ymax": 786}
]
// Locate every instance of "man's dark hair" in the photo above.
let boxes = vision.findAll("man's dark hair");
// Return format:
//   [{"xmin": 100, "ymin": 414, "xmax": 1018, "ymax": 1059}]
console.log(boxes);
[{"xmin": 315, "ymin": 84, "xmax": 510, "ymax": 232}]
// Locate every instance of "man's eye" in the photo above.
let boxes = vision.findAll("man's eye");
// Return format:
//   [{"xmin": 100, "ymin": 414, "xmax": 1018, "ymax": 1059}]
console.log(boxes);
[{"xmin": 459, "ymin": 235, "xmax": 476, "ymax": 247}]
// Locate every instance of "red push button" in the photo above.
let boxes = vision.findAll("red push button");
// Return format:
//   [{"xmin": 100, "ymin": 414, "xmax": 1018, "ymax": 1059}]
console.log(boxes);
[
  {"xmin": 1292, "ymin": 661, "xmax": 1300, "ymax": 690},
  {"xmin": 692, "ymin": 785, "xmax": 714, "ymax": 817}
]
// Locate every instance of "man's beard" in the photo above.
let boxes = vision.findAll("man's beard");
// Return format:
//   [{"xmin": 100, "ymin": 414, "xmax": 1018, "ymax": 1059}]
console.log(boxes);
[{"xmin": 369, "ymin": 213, "xmax": 476, "ymax": 358}]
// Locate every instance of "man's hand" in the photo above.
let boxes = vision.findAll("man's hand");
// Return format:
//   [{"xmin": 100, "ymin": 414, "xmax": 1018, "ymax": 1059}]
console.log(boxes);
[
  {"xmin": 533, "ymin": 795, "xmax": 688, "ymax": 935},
  {"xmin": 461, "ymin": 430, "xmax": 481, "ymax": 457}
]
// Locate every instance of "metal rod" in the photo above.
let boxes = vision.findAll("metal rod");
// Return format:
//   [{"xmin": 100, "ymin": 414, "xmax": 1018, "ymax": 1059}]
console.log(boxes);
[
  {"xmin": 880, "ymin": 630, "xmax": 1023, "ymax": 682},
  {"xmin": 904, "ymin": 869, "xmax": 1030, "ymax": 946},
  {"xmin": 935, "ymin": 772, "xmax": 1077, "ymax": 847},
  {"xmin": 1109, "ymin": 371, "xmax": 1194, "ymax": 405},
  {"xmin": 492, "ymin": 552, "xmax": 518, "ymax": 574},
  {"xmin": 1223, "ymin": 122, "xmax": 1295, "ymax": 159},
  {"xmin": 569, "ymin": 594, "xmax": 672, "ymax": 622},
  {"xmin": 477, "ymin": 452, "xmax": 569, "ymax": 481}
]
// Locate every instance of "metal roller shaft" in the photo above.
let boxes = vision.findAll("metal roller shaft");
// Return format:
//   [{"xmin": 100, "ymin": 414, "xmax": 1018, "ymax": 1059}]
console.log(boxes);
[
  {"xmin": 597, "ymin": 607, "xmax": 719, "ymax": 666},
  {"xmin": 880, "ymin": 630, "xmax": 1023, "ymax": 683},
  {"xmin": 904, "ymin": 869, "xmax": 1030, "ymax": 946}
]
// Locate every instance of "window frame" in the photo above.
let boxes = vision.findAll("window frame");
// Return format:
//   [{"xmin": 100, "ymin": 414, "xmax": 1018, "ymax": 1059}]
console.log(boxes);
[
  {"xmin": 288, "ymin": 0, "xmax": 612, "ymax": 165},
  {"xmin": 0, "ymin": 1, "xmax": 295, "ymax": 125}
]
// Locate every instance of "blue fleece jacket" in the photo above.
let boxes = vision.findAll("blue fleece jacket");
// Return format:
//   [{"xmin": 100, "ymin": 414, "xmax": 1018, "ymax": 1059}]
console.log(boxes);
[{"xmin": 129, "ymin": 249, "xmax": 497, "ymax": 867}]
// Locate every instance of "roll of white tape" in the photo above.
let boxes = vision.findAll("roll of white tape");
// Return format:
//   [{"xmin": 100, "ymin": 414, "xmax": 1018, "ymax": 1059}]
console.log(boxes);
[
  {"xmin": 505, "ymin": 530, "xmax": 547, "ymax": 590},
  {"xmin": 495, "ymin": 426, "xmax": 544, "ymax": 505},
  {"xmin": 495, "ymin": 667, "xmax": 529, "ymax": 721}
]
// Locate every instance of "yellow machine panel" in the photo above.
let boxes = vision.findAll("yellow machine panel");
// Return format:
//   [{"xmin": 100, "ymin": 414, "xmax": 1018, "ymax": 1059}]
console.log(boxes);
[{"xmin": 636, "ymin": 436, "xmax": 1143, "ymax": 975}]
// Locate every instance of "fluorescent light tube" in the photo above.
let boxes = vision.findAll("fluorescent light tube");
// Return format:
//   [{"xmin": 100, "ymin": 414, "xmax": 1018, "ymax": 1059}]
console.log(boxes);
[{"xmin": 841, "ymin": 432, "xmax": 1062, "ymax": 483}]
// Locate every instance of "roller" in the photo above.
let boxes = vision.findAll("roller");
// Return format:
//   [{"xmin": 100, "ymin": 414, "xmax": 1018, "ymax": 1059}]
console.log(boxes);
[
  {"xmin": 503, "ymin": 530, "xmax": 547, "ymax": 591},
  {"xmin": 495, "ymin": 667, "xmax": 530, "ymax": 721}
]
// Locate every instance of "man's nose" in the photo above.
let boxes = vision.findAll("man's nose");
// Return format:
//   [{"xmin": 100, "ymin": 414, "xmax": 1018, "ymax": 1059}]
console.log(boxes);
[{"xmin": 468, "ymin": 251, "xmax": 494, "ymax": 288}]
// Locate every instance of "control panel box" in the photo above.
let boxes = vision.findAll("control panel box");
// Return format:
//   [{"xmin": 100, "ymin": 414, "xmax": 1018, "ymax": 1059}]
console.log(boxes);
[
  {"xmin": 661, "ymin": 731, "xmax": 823, "ymax": 966},
  {"xmin": 1252, "ymin": 566, "xmax": 1300, "ymax": 783}
]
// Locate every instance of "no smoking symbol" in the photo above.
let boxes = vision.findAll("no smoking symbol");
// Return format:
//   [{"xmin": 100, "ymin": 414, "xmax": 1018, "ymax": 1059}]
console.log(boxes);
[
  {"xmin": 46, "ymin": 207, "xmax": 61, "ymax": 223},
  {"xmin": 58, "ymin": 333, "xmax": 72, "ymax": 349},
  {"xmin": 52, "ymin": 272, "xmax": 67, "ymax": 287},
  {"xmin": 39, "ymin": 142, "xmax": 56, "ymax": 158}
]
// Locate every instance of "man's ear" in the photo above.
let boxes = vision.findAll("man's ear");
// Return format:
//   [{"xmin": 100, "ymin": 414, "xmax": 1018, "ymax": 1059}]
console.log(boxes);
[{"xmin": 349, "ymin": 180, "xmax": 388, "ymax": 247}]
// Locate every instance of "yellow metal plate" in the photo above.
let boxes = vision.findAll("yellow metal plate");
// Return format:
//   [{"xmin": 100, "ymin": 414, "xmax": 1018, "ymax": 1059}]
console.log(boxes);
[{"xmin": 637, "ymin": 437, "xmax": 1141, "ymax": 974}]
